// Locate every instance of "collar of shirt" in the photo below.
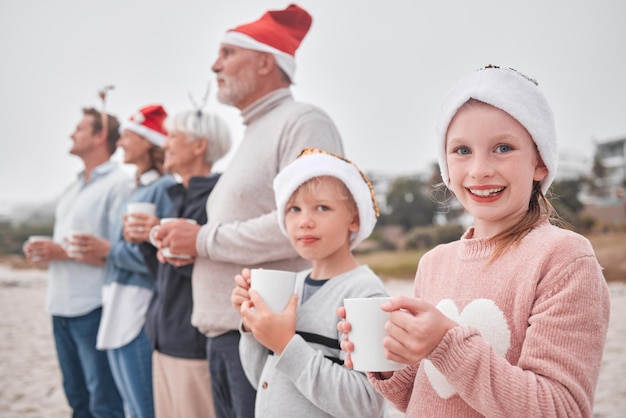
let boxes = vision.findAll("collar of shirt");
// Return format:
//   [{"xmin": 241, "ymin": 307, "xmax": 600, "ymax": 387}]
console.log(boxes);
[
  {"xmin": 138, "ymin": 169, "xmax": 160, "ymax": 186},
  {"xmin": 241, "ymin": 87, "xmax": 293, "ymax": 126}
]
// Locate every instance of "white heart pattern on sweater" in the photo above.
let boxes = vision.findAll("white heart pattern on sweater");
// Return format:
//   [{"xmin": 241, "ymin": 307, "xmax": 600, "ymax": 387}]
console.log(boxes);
[{"xmin": 423, "ymin": 298, "xmax": 511, "ymax": 399}]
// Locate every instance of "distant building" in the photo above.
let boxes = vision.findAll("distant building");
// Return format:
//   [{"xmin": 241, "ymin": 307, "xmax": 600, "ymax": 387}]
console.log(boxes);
[
  {"xmin": 580, "ymin": 137, "xmax": 626, "ymax": 228},
  {"xmin": 557, "ymin": 150, "xmax": 591, "ymax": 181},
  {"xmin": 594, "ymin": 137, "xmax": 626, "ymax": 198}
]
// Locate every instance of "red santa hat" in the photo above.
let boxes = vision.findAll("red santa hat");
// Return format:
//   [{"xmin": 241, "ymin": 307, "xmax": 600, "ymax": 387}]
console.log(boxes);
[
  {"xmin": 119, "ymin": 105, "xmax": 168, "ymax": 147},
  {"xmin": 221, "ymin": 4, "xmax": 312, "ymax": 82}
]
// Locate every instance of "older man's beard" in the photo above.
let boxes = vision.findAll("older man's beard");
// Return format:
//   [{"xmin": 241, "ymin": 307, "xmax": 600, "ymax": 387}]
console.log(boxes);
[{"xmin": 216, "ymin": 68, "xmax": 258, "ymax": 107}]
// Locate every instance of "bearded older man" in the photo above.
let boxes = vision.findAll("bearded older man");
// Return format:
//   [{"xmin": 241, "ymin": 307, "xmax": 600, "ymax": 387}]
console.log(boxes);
[{"xmin": 153, "ymin": 4, "xmax": 344, "ymax": 418}]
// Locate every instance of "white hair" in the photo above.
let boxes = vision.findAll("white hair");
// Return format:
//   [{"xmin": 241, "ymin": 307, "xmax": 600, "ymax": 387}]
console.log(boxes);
[{"xmin": 165, "ymin": 110, "xmax": 231, "ymax": 165}]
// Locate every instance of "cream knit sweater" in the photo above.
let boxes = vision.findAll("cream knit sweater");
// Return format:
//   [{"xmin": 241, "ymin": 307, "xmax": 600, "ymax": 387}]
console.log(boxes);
[{"xmin": 192, "ymin": 88, "xmax": 344, "ymax": 337}]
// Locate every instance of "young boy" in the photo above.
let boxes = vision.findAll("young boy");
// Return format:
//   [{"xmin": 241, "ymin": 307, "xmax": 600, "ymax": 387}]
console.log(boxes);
[{"xmin": 231, "ymin": 147, "xmax": 388, "ymax": 417}]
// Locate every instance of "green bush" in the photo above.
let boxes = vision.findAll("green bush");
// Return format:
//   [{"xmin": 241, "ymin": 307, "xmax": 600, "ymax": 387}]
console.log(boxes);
[
  {"xmin": 405, "ymin": 224, "xmax": 465, "ymax": 250},
  {"xmin": 435, "ymin": 224, "xmax": 465, "ymax": 245},
  {"xmin": 0, "ymin": 221, "xmax": 54, "ymax": 255}
]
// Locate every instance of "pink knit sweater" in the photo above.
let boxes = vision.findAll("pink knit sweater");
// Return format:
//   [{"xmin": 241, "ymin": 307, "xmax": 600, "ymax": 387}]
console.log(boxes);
[{"xmin": 369, "ymin": 221, "xmax": 610, "ymax": 417}]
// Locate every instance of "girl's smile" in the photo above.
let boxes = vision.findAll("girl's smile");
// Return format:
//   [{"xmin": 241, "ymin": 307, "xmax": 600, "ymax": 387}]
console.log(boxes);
[{"xmin": 446, "ymin": 100, "xmax": 548, "ymax": 238}]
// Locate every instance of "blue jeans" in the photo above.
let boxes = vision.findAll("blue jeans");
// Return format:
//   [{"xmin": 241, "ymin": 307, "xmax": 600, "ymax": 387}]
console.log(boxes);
[
  {"xmin": 206, "ymin": 331, "xmax": 256, "ymax": 418},
  {"xmin": 107, "ymin": 329, "xmax": 154, "ymax": 418},
  {"xmin": 52, "ymin": 308, "xmax": 125, "ymax": 418}
]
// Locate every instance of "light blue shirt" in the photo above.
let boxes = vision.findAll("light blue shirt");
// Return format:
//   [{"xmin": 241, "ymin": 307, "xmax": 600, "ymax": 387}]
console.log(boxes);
[{"xmin": 46, "ymin": 160, "xmax": 133, "ymax": 317}]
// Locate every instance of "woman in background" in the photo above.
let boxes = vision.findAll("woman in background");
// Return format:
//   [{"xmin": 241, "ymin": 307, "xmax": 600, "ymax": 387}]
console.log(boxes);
[
  {"xmin": 140, "ymin": 108, "xmax": 231, "ymax": 417},
  {"xmin": 77, "ymin": 104, "xmax": 175, "ymax": 418}
]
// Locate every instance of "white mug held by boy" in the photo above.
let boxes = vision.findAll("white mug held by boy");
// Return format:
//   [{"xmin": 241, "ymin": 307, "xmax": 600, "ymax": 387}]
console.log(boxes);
[
  {"xmin": 231, "ymin": 148, "xmax": 389, "ymax": 417},
  {"xmin": 338, "ymin": 66, "xmax": 610, "ymax": 417}
]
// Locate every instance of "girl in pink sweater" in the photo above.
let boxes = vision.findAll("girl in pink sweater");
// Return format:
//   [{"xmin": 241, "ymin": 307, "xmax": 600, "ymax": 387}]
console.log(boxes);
[{"xmin": 338, "ymin": 65, "xmax": 610, "ymax": 417}]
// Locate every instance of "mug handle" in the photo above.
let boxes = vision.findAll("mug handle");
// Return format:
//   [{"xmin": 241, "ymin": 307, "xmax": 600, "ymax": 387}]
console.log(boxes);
[{"xmin": 149, "ymin": 225, "xmax": 160, "ymax": 247}]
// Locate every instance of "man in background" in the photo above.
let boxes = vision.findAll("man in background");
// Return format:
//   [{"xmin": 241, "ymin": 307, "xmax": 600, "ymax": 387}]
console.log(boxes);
[
  {"xmin": 24, "ymin": 108, "xmax": 131, "ymax": 417},
  {"xmin": 155, "ymin": 4, "xmax": 345, "ymax": 417}
]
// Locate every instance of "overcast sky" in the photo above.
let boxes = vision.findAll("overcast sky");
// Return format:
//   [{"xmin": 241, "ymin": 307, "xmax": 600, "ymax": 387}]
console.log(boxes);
[{"xmin": 1, "ymin": 0, "xmax": 625, "ymax": 210}]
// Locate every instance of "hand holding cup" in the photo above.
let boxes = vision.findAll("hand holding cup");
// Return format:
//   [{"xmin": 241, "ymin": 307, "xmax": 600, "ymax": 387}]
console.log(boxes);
[
  {"xmin": 150, "ymin": 218, "xmax": 199, "ymax": 265},
  {"xmin": 231, "ymin": 268, "xmax": 252, "ymax": 315},
  {"xmin": 341, "ymin": 297, "xmax": 406, "ymax": 372},
  {"xmin": 239, "ymin": 269, "xmax": 298, "ymax": 354},
  {"xmin": 66, "ymin": 231, "xmax": 109, "ymax": 265},
  {"xmin": 249, "ymin": 269, "xmax": 297, "ymax": 312},
  {"xmin": 124, "ymin": 202, "xmax": 158, "ymax": 243},
  {"xmin": 23, "ymin": 236, "xmax": 52, "ymax": 262}
]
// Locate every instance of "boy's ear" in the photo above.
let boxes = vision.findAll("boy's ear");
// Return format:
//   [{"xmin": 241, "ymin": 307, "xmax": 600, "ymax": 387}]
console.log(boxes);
[{"xmin": 349, "ymin": 213, "xmax": 360, "ymax": 233}]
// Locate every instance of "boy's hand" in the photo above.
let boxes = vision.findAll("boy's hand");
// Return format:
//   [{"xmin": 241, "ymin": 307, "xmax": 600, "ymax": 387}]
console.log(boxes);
[
  {"xmin": 231, "ymin": 268, "xmax": 252, "ymax": 319},
  {"xmin": 241, "ymin": 290, "xmax": 297, "ymax": 355},
  {"xmin": 337, "ymin": 306, "xmax": 355, "ymax": 369}
]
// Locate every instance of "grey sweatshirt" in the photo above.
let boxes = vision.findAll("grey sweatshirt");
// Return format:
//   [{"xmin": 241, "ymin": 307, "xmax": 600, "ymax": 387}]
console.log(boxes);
[{"xmin": 240, "ymin": 265, "xmax": 389, "ymax": 418}]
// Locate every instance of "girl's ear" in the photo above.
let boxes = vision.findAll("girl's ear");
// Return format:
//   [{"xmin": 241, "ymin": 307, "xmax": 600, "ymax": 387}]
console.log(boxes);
[{"xmin": 533, "ymin": 157, "xmax": 549, "ymax": 182}]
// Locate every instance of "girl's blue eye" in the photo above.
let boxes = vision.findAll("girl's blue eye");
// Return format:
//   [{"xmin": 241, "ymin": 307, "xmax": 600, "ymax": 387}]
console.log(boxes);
[
  {"xmin": 496, "ymin": 144, "xmax": 512, "ymax": 153},
  {"xmin": 454, "ymin": 146, "xmax": 471, "ymax": 155},
  {"xmin": 287, "ymin": 206, "xmax": 300, "ymax": 213},
  {"xmin": 317, "ymin": 205, "xmax": 330, "ymax": 212}
]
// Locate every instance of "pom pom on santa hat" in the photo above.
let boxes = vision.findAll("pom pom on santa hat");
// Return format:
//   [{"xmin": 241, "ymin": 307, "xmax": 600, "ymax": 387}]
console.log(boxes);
[
  {"xmin": 120, "ymin": 104, "xmax": 168, "ymax": 147},
  {"xmin": 221, "ymin": 4, "xmax": 312, "ymax": 82}
]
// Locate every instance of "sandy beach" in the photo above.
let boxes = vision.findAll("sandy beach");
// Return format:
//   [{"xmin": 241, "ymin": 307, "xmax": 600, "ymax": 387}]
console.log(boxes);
[{"xmin": 1, "ymin": 268, "xmax": 624, "ymax": 417}]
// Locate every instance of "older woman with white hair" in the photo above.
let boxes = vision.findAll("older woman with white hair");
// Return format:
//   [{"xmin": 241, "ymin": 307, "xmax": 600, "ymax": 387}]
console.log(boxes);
[{"xmin": 137, "ymin": 108, "xmax": 231, "ymax": 418}]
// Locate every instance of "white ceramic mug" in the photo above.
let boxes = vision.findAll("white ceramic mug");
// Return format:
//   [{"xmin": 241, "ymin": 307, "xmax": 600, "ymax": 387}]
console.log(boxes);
[
  {"xmin": 343, "ymin": 297, "xmax": 405, "ymax": 372},
  {"xmin": 127, "ymin": 202, "xmax": 156, "ymax": 217},
  {"xmin": 67, "ymin": 229, "xmax": 86, "ymax": 259},
  {"xmin": 249, "ymin": 269, "xmax": 297, "ymax": 312},
  {"xmin": 24, "ymin": 235, "xmax": 52, "ymax": 261}
]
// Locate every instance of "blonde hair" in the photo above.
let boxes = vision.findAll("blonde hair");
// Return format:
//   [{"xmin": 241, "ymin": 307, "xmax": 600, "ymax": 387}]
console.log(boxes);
[
  {"xmin": 488, "ymin": 182, "xmax": 562, "ymax": 262},
  {"xmin": 287, "ymin": 176, "xmax": 358, "ymax": 217}
]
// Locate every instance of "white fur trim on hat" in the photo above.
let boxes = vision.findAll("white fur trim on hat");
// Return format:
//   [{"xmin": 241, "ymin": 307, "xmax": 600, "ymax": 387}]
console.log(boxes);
[
  {"xmin": 436, "ymin": 66, "xmax": 558, "ymax": 194},
  {"xmin": 273, "ymin": 152, "xmax": 377, "ymax": 250},
  {"xmin": 222, "ymin": 31, "xmax": 297, "ymax": 82},
  {"xmin": 119, "ymin": 120, "xmax": 167, "ymax": 147}
]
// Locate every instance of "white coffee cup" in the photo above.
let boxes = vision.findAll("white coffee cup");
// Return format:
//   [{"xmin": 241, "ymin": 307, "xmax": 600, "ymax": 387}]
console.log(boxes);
[
  {"xmin": 343, "ymin": 297, "xmax": 405, "ymax": 372},
  {"xmin": 28, "ymin": 235, "xmax": 52, "ymax": 244},
  {"xmin": 150, "ymin": 218, "xmax": 197, "ymax": 259},
  {"xmin": 67, "ymin": 230, "xmax": 85, "ymax": 258},
  {"xmin": 250, "ymin": 269, "xmax": 297, "ymax": 312},
  {"xmin": 24, "ymin": 235, "xmax": 52, "ymax": 261},
  {"xmin": 161, "ymin": 247, "xmax": 193, "ymax": 260},
  {"xmin": 127, "ymin": 202, "xmax": 156, "ymax": 217}
]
